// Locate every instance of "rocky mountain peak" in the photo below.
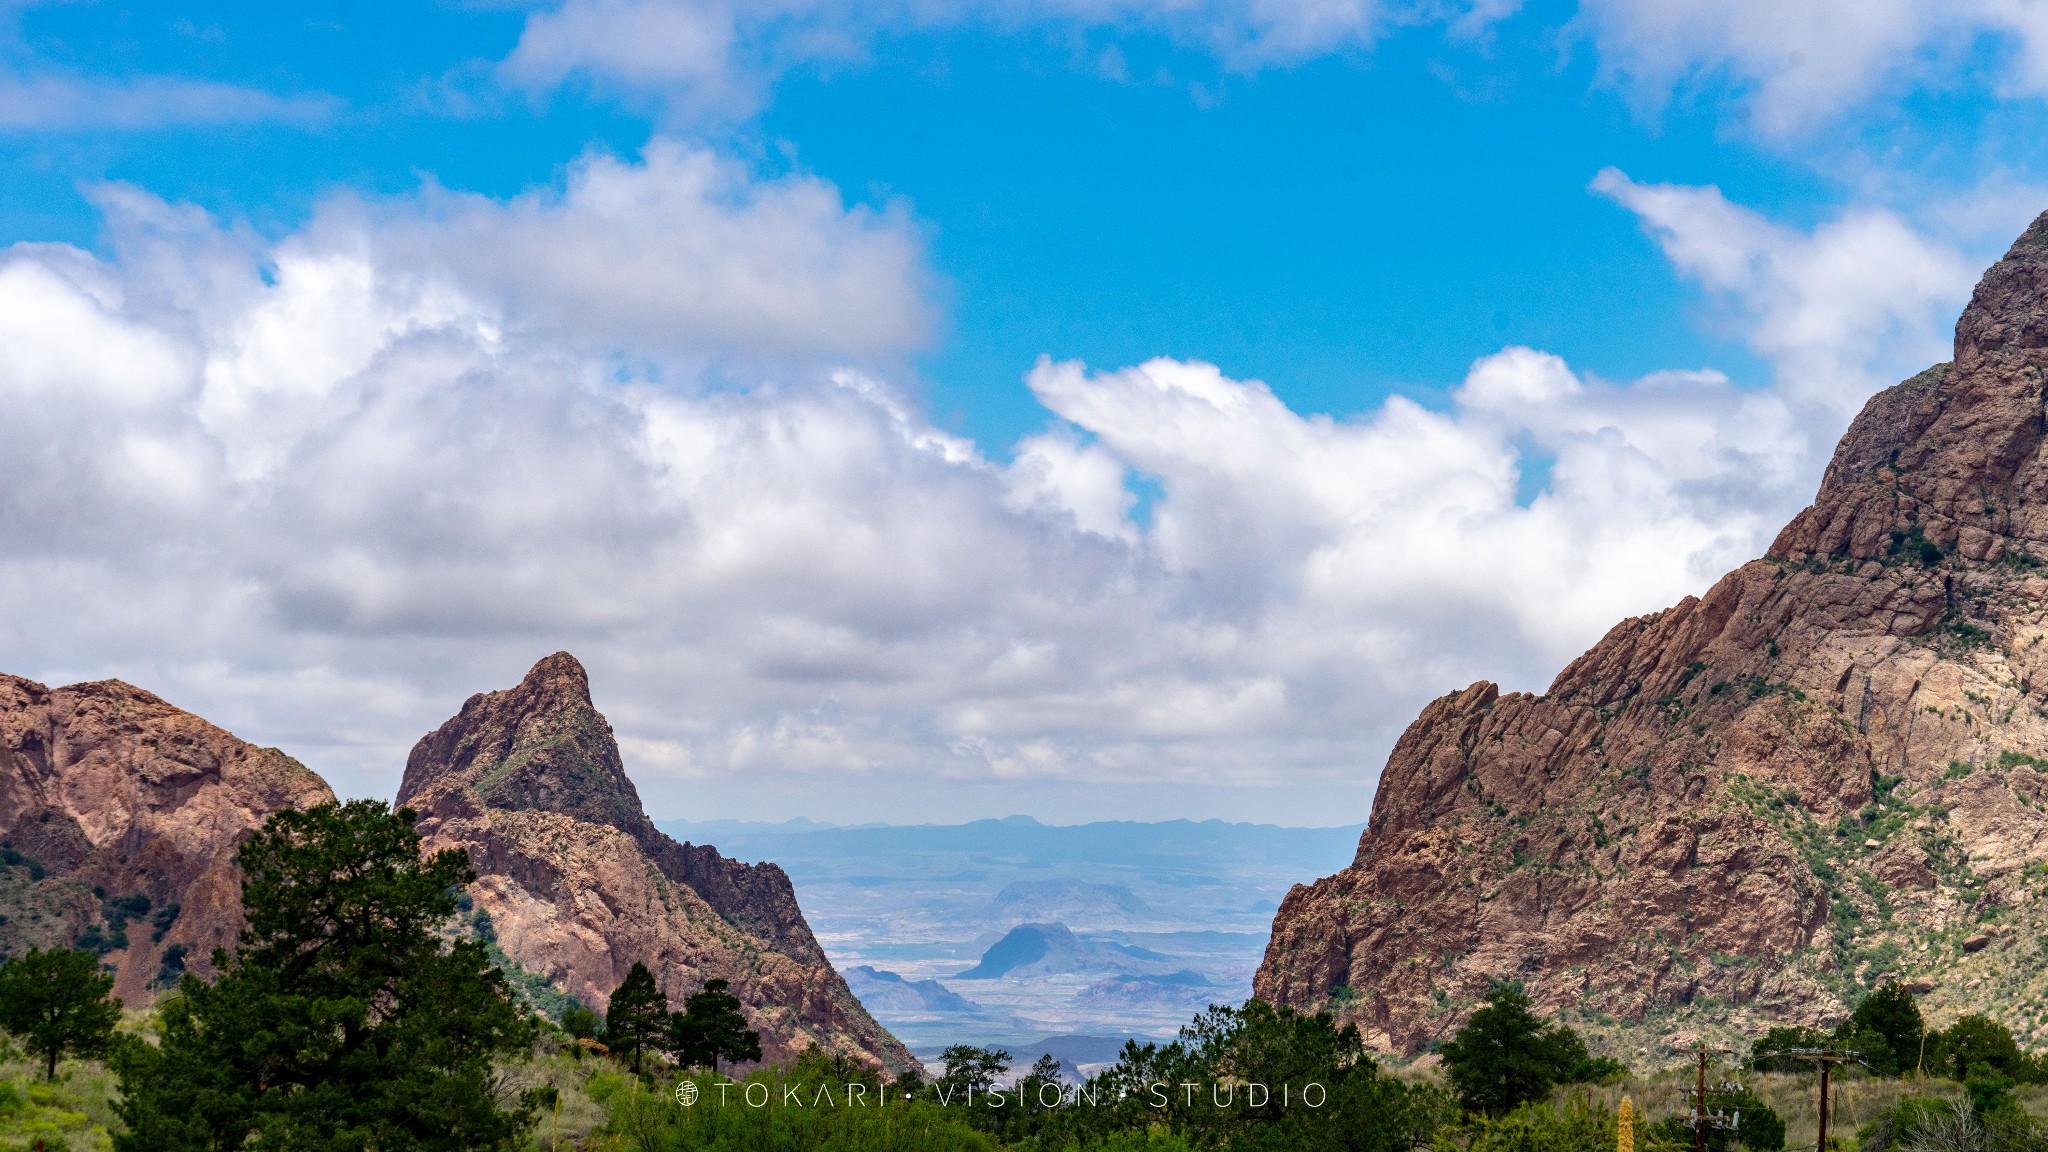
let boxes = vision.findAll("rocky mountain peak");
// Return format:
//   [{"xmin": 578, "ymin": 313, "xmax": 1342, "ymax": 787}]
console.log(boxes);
[
  {"xmin": 1958, "ymin": 209, "xmax": 2048, "ymax": 359},
  {"xmin": 398, "ymin": 653, "xmax": 915, "ymax": 1072},
  {"xmin": 397, "ymin": 652, "xmax": 653, "ymax": 841},
  {"xmin": 1775, "ymin": 209, "xmax": 2048, "ymax": 565},
  {"xmin": 1257, "ymin": 206, "xmax": 2048, "ymax": 1060}
]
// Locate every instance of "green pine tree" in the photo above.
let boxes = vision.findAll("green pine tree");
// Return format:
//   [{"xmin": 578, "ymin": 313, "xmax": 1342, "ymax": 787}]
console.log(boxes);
[
  {"xmin": 1835, "ymin": 981, "xmax": 1924, "ymax": 1076},
  {"xmin": 605, "ymin": 962, "xmax": 669, "ymax": 1075},
  {"xmin": 1439, "ymin": 983, "xmax": 1588, "ymax": 1117},
  {"xmin": 667, "ymin": 977, "xmax": 760, "ymax": 1076},
  {"xmin": 112, "ymin": 800, "xmax": 538, "ymax": 1151},
  {"xmin": 0, "ymin": 946, "xmax": 122, "ymax": 1081}
]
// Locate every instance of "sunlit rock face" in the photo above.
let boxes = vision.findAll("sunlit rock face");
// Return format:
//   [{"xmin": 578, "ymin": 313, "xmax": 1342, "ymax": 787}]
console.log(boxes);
[
  {"xmin": 1257, "ymin": 210, "xmax": 2048, "ymax": 1059},
  {"xmin": 0, "ymin": 674, "xmax": 335, "ymax": 1004},
  {"xmin": 398, "ymin": 651, "xmax": 914, "ymax": 1073}
]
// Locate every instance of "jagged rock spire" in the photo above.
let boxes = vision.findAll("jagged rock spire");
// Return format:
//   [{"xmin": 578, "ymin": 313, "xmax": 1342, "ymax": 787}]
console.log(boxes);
[
  {"xmin": 1775, "ymin": 210, "xmax": 2048, "ymax": 564},
  {"xmin": 397, "ymin": 652, "xmax": 653, "ymax": 841}
]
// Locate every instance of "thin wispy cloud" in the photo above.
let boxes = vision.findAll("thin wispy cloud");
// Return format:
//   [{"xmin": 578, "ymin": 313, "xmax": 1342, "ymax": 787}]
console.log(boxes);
[
  {"xmin": 0, "ymin": 72, "xmax": 334, "ymax": 131},
  {"xmin": 497, "ymin": 0, "xmax": 2048, "ymax": 142},
  {"xmin": 498, "ymin": 0, "xmax": 1500, "ymax": 116}
]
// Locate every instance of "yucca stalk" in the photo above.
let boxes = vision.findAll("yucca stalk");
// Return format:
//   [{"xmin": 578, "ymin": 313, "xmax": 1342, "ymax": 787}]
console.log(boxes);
[{"xmin": 1619, "ymin": 1095, "xmax": 1635, "ymax": 1152}]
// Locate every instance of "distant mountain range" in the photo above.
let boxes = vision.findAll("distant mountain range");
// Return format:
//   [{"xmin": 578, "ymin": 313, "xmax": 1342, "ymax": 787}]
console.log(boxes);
[
  {"xmin": 655, "ymin": 812, "xmax": 1362, "ymax": 1053},
  {"xmin": 843, "ymin": 966, "xmax": 982, "ymax": 1014},
  {"xmin": 953, "ymin": 922, "xmax": 1177, "ymax": 979},
  {"xmin": 659, "ymin": 816, "xmax": 1362, "ymax": 885}
]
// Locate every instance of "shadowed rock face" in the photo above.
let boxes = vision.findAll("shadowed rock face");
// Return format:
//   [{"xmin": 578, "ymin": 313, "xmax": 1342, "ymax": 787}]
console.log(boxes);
[
  {"xmin": 397, "ymin": 652, "xmax": 915, "ymax": 1074},
  {"xmin": 1255, "ymin": 210, "xmax": 2048, "ymax": 1059},
  {"xmin": 0, "ymin": 675, "xmax": 336, "ymax": 1004}
]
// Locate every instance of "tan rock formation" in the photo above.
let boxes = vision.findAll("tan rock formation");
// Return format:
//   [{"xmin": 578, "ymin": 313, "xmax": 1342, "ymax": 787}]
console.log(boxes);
[
  {"xmin": 397, "ymin": 652, "xmax": 914, "ymax": 1073},
  {"xmin": 1255, "ymin": 210, "xmax": 2048, "ymax": 1060},
  {"xmin": 0, "ymin": 675, "xmax": 336, "ymax": 1004}
]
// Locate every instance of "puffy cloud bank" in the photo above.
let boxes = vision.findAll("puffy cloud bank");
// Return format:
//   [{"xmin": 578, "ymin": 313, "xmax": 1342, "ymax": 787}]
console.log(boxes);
[{"xmin": 0, "ymin": 148, "xmax": 1987, "ymax": 821}]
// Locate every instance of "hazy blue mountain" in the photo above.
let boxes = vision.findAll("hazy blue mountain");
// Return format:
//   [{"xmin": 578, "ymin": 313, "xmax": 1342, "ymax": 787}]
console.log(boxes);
[
  {"xmin": 953, "ymin": 922, "xmax": 1181, "ymax": 979},
  {"xmin": 651, "ymin": 815, "xmax": 1363, "ymax": 1054},
  {"xmin": 843, "ymin": 966, "xmax": 983, "ymax": 1014},
  {"xmin": 659, "ymin": 816, "xmax": 1362, "ymax": 880},
  {"xmin": 1077, "ymin": 971, "xmax": 1217, "ymax": 1009},
  {"xmin": 988, "ymin": 880, "xmax": 1152, "ymax": 927},
  {"xmin": 1021, "ymin": 1035, "xmax": 1143, "ymax": 1066}
]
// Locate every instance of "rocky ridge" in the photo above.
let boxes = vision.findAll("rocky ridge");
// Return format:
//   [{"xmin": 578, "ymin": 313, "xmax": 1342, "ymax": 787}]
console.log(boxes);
[
  {"xmin": 1255, "ymin": 209, "xmax": 2048, "ymax": 1061},
  {"xmin": 0, "ymin": 675, "xmax": 336, "ymax": 1004},
  {"xmin": 396, "ymin": 652, "xmax": 914, "ymax": 1073}
]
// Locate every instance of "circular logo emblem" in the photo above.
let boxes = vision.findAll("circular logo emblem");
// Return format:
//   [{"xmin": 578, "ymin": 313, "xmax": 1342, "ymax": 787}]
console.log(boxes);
[{"xmin": 676, "ymin": 1081, "xmax": 700, "ymax": 1106}]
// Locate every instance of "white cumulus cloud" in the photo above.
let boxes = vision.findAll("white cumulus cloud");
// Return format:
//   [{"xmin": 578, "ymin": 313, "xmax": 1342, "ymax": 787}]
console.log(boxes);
[
  {"xmin": 1592, "ymin": 168, "xmax": 1978, "ymax": 415},
  {"xmin": 1574, "ymin": 0, "xmax": 2048, "ymax": 137},
  {"xmin": 0, "ymin": 156, "xmax": 1995, "ymax": 824}
]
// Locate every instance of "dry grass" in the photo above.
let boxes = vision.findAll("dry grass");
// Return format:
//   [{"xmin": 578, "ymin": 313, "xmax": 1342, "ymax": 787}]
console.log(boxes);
[
  {"xmin": 500, "ymin": 1040, "xmax": 619, "ymax": 1151},
  {"xmin": 1567, "ymin": 1072, "xmax": 1968, "ymax": 1150},
  {"xmin": 1393, "ymin": 1061, "xmax": 2023, "ymax": 1151},
  {"xmin": 0, "ymin": 1044, "xmax": 119, "ymax": 1152}
]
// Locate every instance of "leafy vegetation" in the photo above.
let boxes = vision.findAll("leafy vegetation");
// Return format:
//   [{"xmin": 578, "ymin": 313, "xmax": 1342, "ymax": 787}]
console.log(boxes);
[
  {"xmin": 605, "ymin": 961, "xmax": 668, "ymax": 1075},
  {"xmin": 667, "ymin": 977, "xmax": 763, "ymax": 1076},
  {"xmin": 22, "ymin": 808, "xmax": 2048, "ymax": 1151},
  {"xmin": 0, "ymin": 948, "xmax": 121, "ymax": 1082},
  {"xmin": 1645, "ymin": 1082, "xmax": 1782, "ymax": 1152},
  {"xmin": 1891, "ymin": 525, "xmax": 1946, "ymax": 566},
  {"xmin": 1440, "ymin": 983, "xmax": 1617, "ymax": 1117},
  {"xmin": 112, "ymin": 800, "xmax": 539, "ymax": 1151}
]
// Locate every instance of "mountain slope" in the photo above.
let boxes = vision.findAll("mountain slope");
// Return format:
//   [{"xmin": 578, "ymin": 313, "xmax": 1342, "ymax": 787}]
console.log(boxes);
[
  {"xmin": 1255, "ymin": 209, "xmax": 2048, "ymax": 1058},
  {"xmin": 397, "ymin": 652, "xmax": 913, "ymax": 1072},
  {"xmin": 0, "ymin": 674, "xmax": 336, "ymax": 1003}
]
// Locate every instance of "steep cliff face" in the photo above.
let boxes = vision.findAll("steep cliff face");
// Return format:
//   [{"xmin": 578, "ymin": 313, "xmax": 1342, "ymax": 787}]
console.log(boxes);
[
  {"xmin": 0, "ymin": 675, "xmax": 336, "ymax": 1004},
  {"xmin": 1256, "ymin": 210, "xmax": 2048, "ymax": 1059},
  {"xmin": 397, "ymin": 652, "xmax": 914, "ymax": 1073}
]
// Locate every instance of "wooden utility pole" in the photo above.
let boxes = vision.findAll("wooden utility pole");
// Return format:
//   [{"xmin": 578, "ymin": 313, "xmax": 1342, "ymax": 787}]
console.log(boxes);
[
  {"xmin": 1682, "ymin": 1041, "xmax": 1735, "ymax": 1152},
  {"xmin": 1786, "ymin": 1049, "xmax": 1861, "ymax": 1152},
  {"xmin": 1695, "ymin": 1046, "xmax": 1710, "ymax": 1152}
]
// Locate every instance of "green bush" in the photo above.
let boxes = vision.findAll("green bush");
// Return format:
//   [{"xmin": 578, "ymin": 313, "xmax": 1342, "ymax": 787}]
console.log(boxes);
[
  {"xmin": 1835, "ymin": 982, "xmax": 1925, "ymax": 1077},
  {"xmin": 1454, "ymin": 1097, "xmax": 1615, "ymax": 1152},
  {"xmin": 1860, "ymin": 1094, "xmax": 2048, "ymax": 1152},
  {"xmin": 601, "ymin": 1066, "xmax": 1003, "ymax": 1152},
  {"xmin": 1750, "ymin": 1026, "xmax": 1829, "ymax": 1073},
  {"xmin": 1927, "ymin": 1015, "xmax": 2040, "ymax": 1085},
  {"xmin": 1440, "ymin": 984, "xmax": 1613, "ymax": 1116},
  {"xmin": 1565, "ymin": 1057, "xmax": 1629, "ymax": 1086}
]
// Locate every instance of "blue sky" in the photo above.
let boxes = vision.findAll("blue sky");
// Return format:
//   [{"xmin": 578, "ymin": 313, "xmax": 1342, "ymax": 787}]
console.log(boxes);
[
  {"xmin": 0, "ymin": 0, "xmax": 2041, "ymax": 823},
  {"xmin": 0, "ymin": 0, "xmax": 1862, "ymax": 441}
]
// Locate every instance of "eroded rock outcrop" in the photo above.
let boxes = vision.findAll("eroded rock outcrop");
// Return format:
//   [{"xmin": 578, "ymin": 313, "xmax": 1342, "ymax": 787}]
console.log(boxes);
[
  {"xmin": 0, "ymin": 675, "xmax": 336, "ymax": 1003},
  {"xmin": 397, "ymin": 652, "xmax": 914, "ymax": 1073},
  {"xmin": 1255, "ymin": 210, "xmax": 2048, "ymax": 1059}
]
